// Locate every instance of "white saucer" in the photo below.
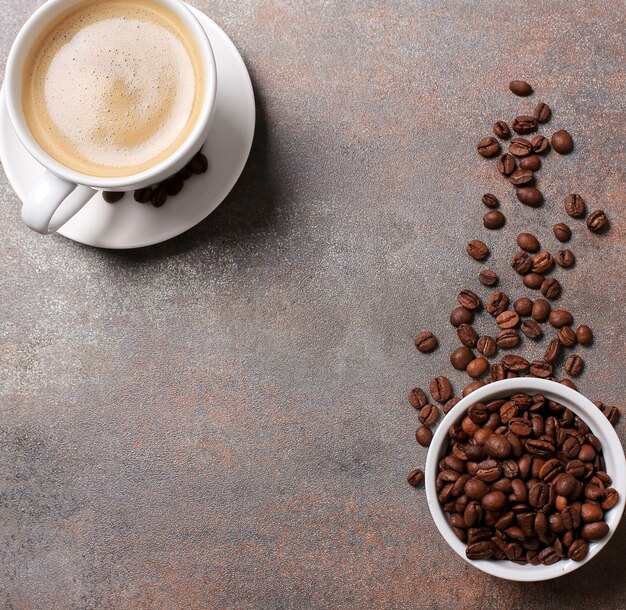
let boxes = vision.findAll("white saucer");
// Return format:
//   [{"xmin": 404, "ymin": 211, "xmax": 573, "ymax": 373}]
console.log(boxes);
[{"xmin": 0, "ymin": 5, "xmax": 255, "ymax": 249}]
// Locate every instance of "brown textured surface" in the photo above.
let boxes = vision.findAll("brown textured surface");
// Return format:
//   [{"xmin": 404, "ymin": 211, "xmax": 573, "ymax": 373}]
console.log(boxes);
[{"xmin": 1, "ymin": 1, "xmax": 625, "ymax": 608}]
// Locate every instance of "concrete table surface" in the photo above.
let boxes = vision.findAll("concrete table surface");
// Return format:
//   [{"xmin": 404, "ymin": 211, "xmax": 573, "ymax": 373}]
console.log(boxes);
[{"xmin": 1, "ymin": 1, "xmax": 625, "ymax": 608}]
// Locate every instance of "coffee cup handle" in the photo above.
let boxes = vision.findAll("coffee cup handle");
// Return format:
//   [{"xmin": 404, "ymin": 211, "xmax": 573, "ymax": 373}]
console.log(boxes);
[{"xmin": 21, "ymin": 171, "xmax": 97, "ymax": 234}]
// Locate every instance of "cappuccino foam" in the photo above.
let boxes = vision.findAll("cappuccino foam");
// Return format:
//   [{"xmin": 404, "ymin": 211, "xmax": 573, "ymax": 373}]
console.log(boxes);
[{"xmin": 23, "ymin": 0, "xmax": 205, "ymax": 177}]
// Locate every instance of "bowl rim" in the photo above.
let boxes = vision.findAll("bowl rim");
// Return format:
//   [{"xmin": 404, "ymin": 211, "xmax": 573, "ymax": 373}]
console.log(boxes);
[{"xmin": 424, "ymin": 378, "xmax": 625, "ymax": 582}]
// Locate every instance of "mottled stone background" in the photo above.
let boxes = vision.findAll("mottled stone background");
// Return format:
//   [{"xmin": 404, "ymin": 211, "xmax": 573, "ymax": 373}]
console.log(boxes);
[{"xmin": 1, "ymin": 1, "xmax": 625, "ymax": 608}]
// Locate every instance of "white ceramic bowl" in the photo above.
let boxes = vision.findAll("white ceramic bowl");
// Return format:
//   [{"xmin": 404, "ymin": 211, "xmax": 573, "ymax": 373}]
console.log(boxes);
[{"xmin": 425, "ymin": 378, "xmax": 625, "ymax": 582}]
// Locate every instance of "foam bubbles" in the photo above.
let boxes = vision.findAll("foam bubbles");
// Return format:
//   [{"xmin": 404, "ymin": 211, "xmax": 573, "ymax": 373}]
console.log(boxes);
[{"xmin": 24, "ymin": 1, "xmax": 202, "ymax": 176}]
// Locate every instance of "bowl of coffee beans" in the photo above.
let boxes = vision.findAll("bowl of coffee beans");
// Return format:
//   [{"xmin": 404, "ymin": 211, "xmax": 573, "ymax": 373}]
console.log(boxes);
[{"xmin": 424, "ymin": 378, "xmax": 625, "ymax": 581}]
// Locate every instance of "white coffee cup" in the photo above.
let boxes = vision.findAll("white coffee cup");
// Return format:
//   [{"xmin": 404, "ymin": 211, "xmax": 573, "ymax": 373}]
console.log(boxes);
[{"xmin": 4, "ymin": 0, "xmax": 217, "ymax": 234}]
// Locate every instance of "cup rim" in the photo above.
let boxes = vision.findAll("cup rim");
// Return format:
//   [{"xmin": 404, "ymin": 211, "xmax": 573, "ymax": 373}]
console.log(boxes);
[
  {"xmin": 4, "ymin": 0, "xmax": 217, "ymax": 189},
  {"xmin": 424, "ymin": 378, "xmax": 626, "ymax": 582}
]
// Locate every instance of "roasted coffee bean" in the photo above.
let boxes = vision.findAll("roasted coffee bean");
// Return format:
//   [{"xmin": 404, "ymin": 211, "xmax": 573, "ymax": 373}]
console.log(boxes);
[
  {"xmin": 178, "ymin": 163, "xmax": 193, "ymax": 180},
  {"xmin": 414, "ymin": 331, "xmax": 438, "ymax": 352},
  {"xmin": 487, "ymin": 291, "xmax": 509, "ymax": 316},
  {"xmin": 476, "ymin": 336, "xmax": 497, "ymax": 357},
  {"xmin": 553, "ymin": 223, "xmax": 572, "ymax": 243},
  {"xmin": 564, "ymin": 194, "xmax": 586, "ymax": 218},
  {"xmin": 408, "ymin": 387, "xmax": 428, "ymax": 409},
  {"xmin": 490, "ymin": 364, "xmax": 506, "ymax": 381},
  {"xmin": 479, "ymin": 269, "xmax": 498, "ymax": 287},
  {"xmin": 458, "ymin": 290, "xmax": 482, "ymax": 310},
  {"xmin": 502, "ymin": 355, "xmax": 530, "ymax": 373},
  {"xmin": 464, "ymin": 501, "xmax": 484, "ymax": 527},
  {"xmin": 514, "ymin": 297, "xmax": 533, "ymax": 316},
  {"xmin": 603, "ymin": 407, "xmax": 620, "ymax": 425},
  {"xmin": 602, "ymin": 489, "xmax": 619, "ymax": 510},
  {"xmin": 581, "ymin": 522, "xmax": 609, "ymax": 541},
  {"xmin": 467, "ymin": 240, "xmax": 489, "ymax": 261},
  {"xmin": 509, "ymin": 169, "xmax": 534, "ymax": 186},
  {"xmin": 466, "ymin": 541, "xmax": 494, "ymax": 560},
  {"xmin": 483, "ymin": 210, "xmax": 506, "ymax": 231},
  {"xmin": 539, "ymin": 459, "xmax": 561, "ymax": 482},
  {"xmin": 463, "ymin": 381, "xmax": 486, "ymax": 397},
  {"xmin": 496, "ymin": 329, "xmax": 520, "ymax": 349},
  {"xmin": 512, "ymin": 251, "xmax": 533, "ymax": 274},
  {"xmin": 477, "ymin": 137, "xmax": 500, "ymax": 157},
  {"xmin": 457, "ymin": 323, "xmax": 479, "ymax": 348},
  {"xmin": 509, "ymin": 80, "xmax": 532, "ymax": 96},
  {"xmin": 496, "ymin": 311, "xmax": 520, "ymax": 329},
  {"xmin": 564, "ymin": 355, "xmax": 584, "ymax": 377},
  {"xmin": 587, "ymin": 210, "xmax": 609, "ymax": 233},
  {"xmin": 512, "ymin": 115, "xmax": 538, "ymax": 134},
  {"xmin": 190, "ymin": 152, "xmax": 209, "ymax": 174},
  {"xmin": 531, "ymin": 135, "xmax": 550, "ymax": 154},
  {"xmin": 419, "ymin": 404, "xmax": 440, "ymax": 426},
  {"xmin": 516, "ymin": 232, "xmax": 540, "ymax": 253},
  {"xmin": 531, "ymin": 299, "xmax": 551, "ymax": 322},
  {"xmin": 493, "ymin": 120, "xmax": 511, "ymax": 139},
  {"xmin": 576, "ymin": 325, "xmax": 593, "ymax": 346},
  {"xmin": 519, "ymin": 154, "xmax": 541, "ymax": 171},
  {"xmin": 134, "ymin": 186, "xmax": 153, "ymax": 203},
  {"xmin": 468, "ymin": 402, "xmax": 489, "ymax": 425},
  {"xmin": 516, "ymin": 187, "xmax": 543, "ymax": 207},
  {"xmin": 151, "ymin": 186, "xmax": 168, "ymax": 207},
  {"xmin": 523, "ymin": 273, "xmax": 545, "ymax": 289},
  {"xmin": 465, "ymin": 477, "xmax": 489, "ymax": 501},
  {"xmin": 451, "ymin": 347, "xmax": 475, "ymax": 371},
  {"xmin": 482, "ymin": 193, "xmax": 499, "ymax": 208},
  {"xmin": 430, "ymin": 376, "xmax": 453, "ymax": 402},
  {"xmin": 551, "ymin": 130, "xmax": 574, "ymax": 154},
  {"xmin": 509, "ymin": 137, "xmax": 533, "ymax": 157},
  {"xmin": 555, "ymin": 249, "xmax": 575, "ymax": 268},
  {"xmin": 521, "ymin": 319, "xmax": 542, "ymax": 340},
  {"xmin": 568, "ymin": 539, "xmax": 589, "ymax": 561},
  {"xmin": 530, "ymin": 360, "xmax": 552, "ymax": 378},
  {"xmin": 581, "ymin": 503, "xmax": 603, "ymax": 523},
  {"xmin": 467, "ymin": 357, "xmax": 489, "ymax": 379},
  {"xmin": 497, "ymin": 153, "xmax": 516, "ymax": 176},
  {"xmin": 482, "ymin": 491, "xmax": 507, "ymax": 511},
  {"xmin": 444, "ymin": 397, "xmax": 461, "ymax": 414},
  {"xmin": 532, "ymin": 102, "xmax": 551, "ymax": 123},
  {"xmin": 164, "ymin": 175, "xmax": 184, "ymax": 196},
  {"xmin": 560, "ymin": 379, "xmax": 578, "ymax": 391},
  {"xmin": 415, "ymin": 425, "xmax": 433, "ymax": 447},
  {"xmin": 557, "ymin": 326, "xmax": 577, "ymax": 347},
  {"xmin": 407, "ymin": 468, "xmax": 424, "ymax": 487},
  {"xmin": 541, "ymin": 278, "xmax": 561, "ymax": 299},
  {"xmin": 450, "ymin": 307, "xmax": 473, "ymax": 326},
  {"xmin": 484, "ymin": 435, "xmax": 511, "ymax": 460},
  {"xmin": 539, "ymin": 546, "xmax": 561, "ymax": 566},
  {"xmin": 102, "ymin": 191, "xmax": 124, "ymax": 203},
  {"xmin": 532, "ymin": 252, "xmax": 553, "ymax": 274},
  {"xmin": 549, "ymin": 310, "xmax": 573, "ymax": 328},
  {"xmin": 529, "ymin": 482, "xmax": 550, "ymax": 508}
]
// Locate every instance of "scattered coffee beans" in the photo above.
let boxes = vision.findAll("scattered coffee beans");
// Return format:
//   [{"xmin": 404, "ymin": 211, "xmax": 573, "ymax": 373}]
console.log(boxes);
[
  {"xmin": 477, "ymin": 137, "xmax": 500, "ymax": 157},
  {"xmin": 532, "ymin": 102, "xmax": 551, "ymax": 122},
  {"xmin": 415, "ymin": 331, "xmax": 438, "ymax": 353},
  {"xmin": 553, "ymin": 223, "xmax": 571, "ymax": 242},
  {"xmin": 482, "ymin": 193, "xmax": 499, "ymax": 208},
  {"xmin": 102, "ymin": 191, "xmax": 124, "ymax": 203},
  {"xmin": 512, "ymin": 115, "xmax": 538, "ymax": 134},
  {"xmin": 519, "ymin": 154, "xmax": 541, "ymax": 171},
  {"xmin": 587, "ymin": 210, "xmax": 609, "ymax": 233},
  {"xmin": 564, "ymin": 194, "xmax": 586, "ymax": 218},
  {"xmin": 493, "ymin": 120, "xmax": 511, "ymax": 139},
  {"xmin": 551, "ymin": 129, "xmax": 574, "ymax": 154},
  {"xmin": 483, "ymin": 210, "xmax": 506, "ymax": 230},
  {"xmin": 467, "ymin": 240, "xmax": 489, "ymax": 261},
  {"xmin": 516, "ymin": 187, "xmax": 543, "ymax": 207},
  {"xmin": 517, "ymin": 233, "xmax": 540, "ymax": 253},
  {"xmin": 555, "ymin": 249, "xmax": 575, "ymax": 268},
  {"xmin": 407, "ymin": 468, "xmax": 424, "ymax": 487},
  {"xmin": 509, "ymin": 80, "xmax": 532, "ymax": 96},
  {"xmin": 531, "ymin": 135, "xmax": 550, "ymax": 154},
  {"xmin": 576, "ymin": 325, "xmax": 593, "ymax": 346},
  {"xmin": 479, "ymin": 269, "xmax": 499, "ymax": 287}
]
